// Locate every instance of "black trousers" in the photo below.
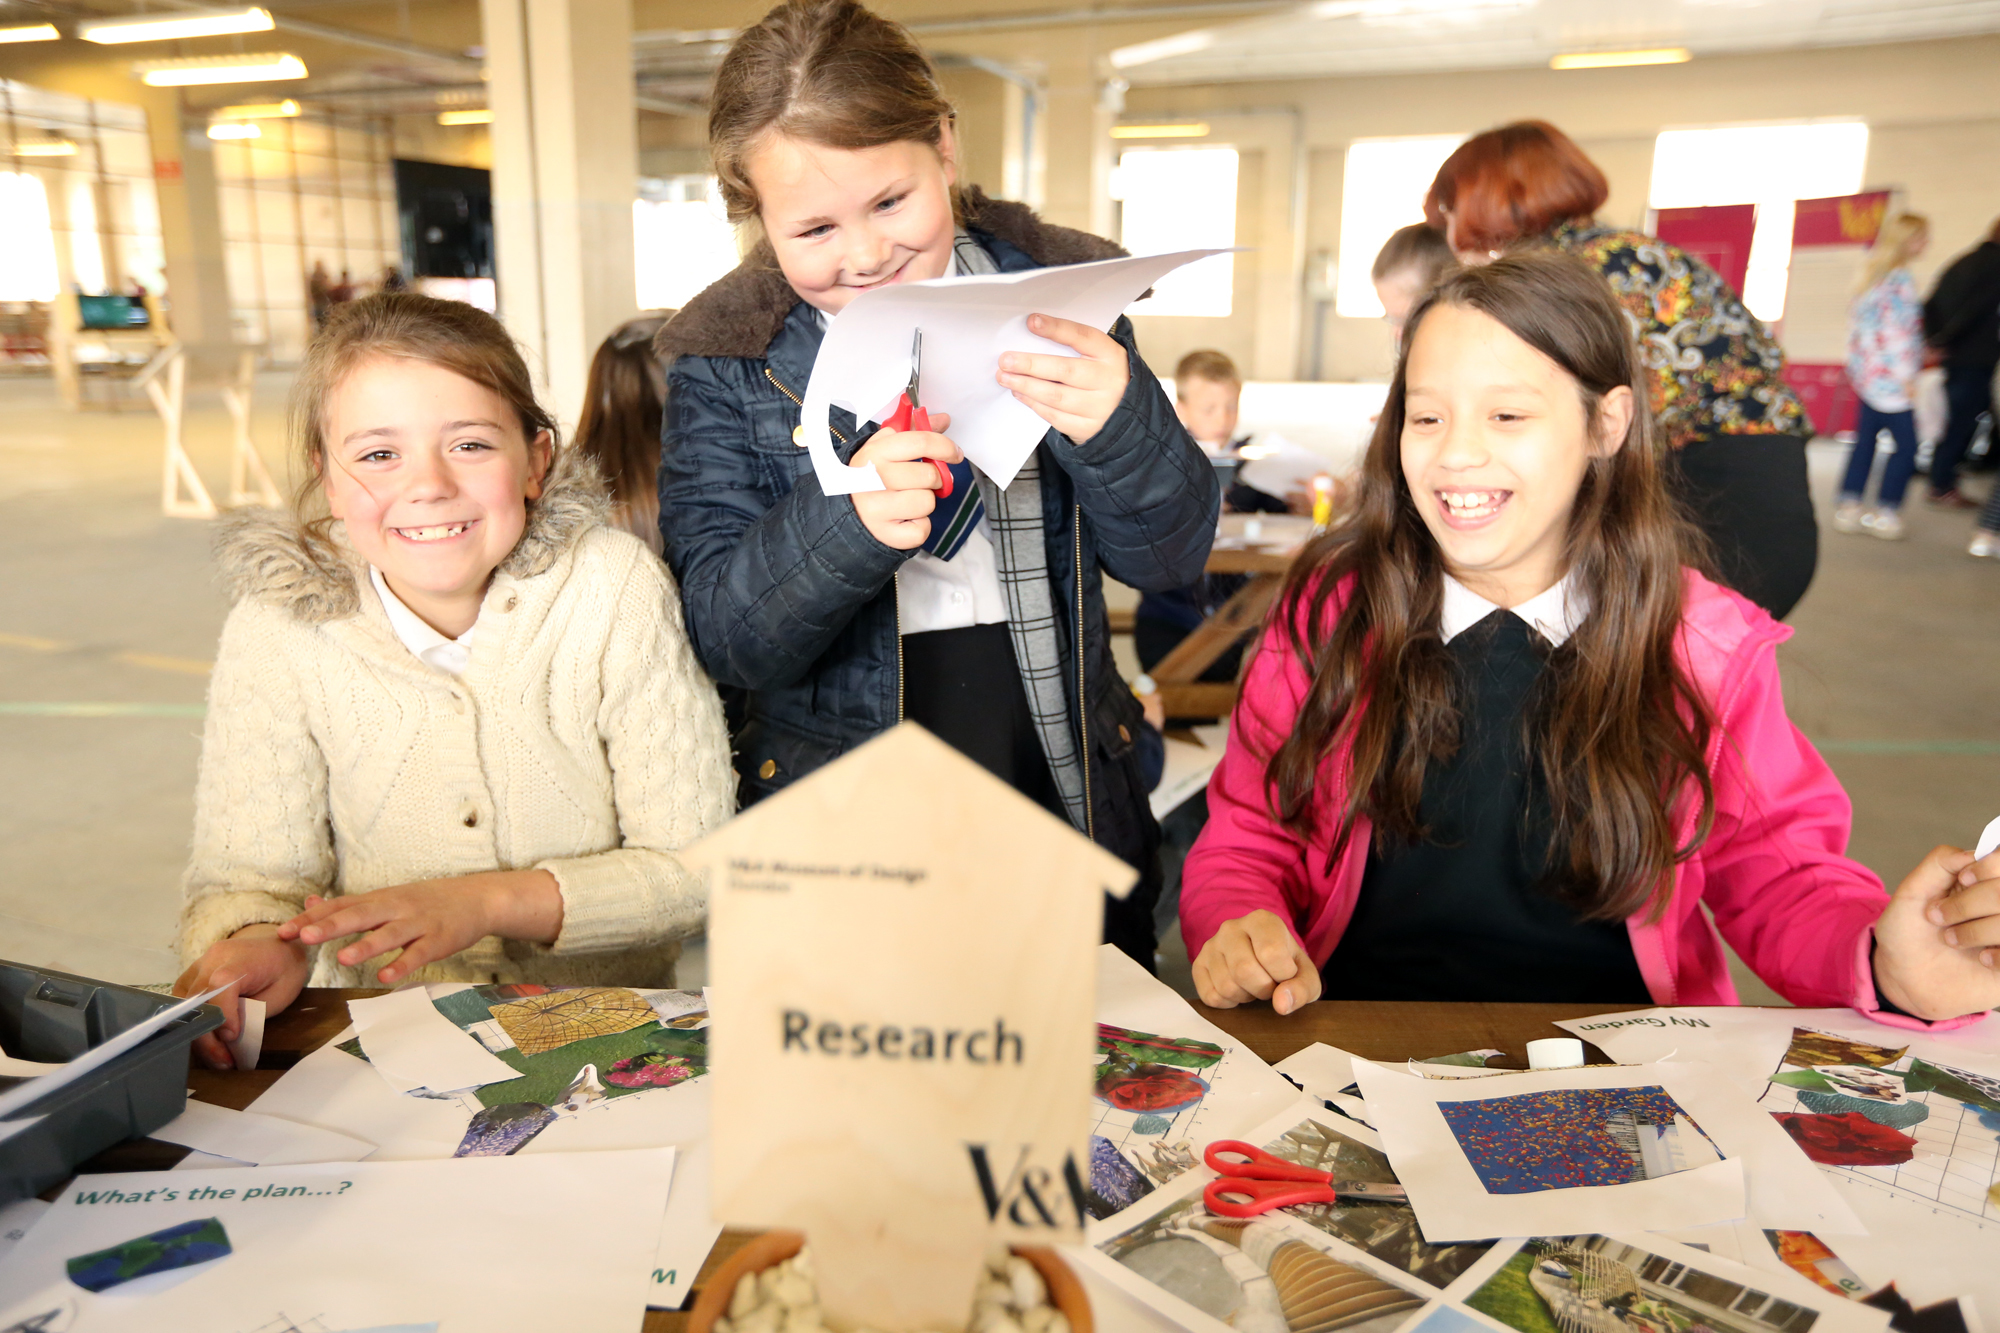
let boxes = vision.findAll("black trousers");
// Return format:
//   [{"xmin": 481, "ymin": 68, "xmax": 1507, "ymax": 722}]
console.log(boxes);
[
  {"xmin": 1931, "ymin": 363, "xmax": 1996, "ymax": 495},
  {"xmin": 1669, "ymin": 432, "xmax": 1818, "ymax": 622},
  {"xmin": 902, "ymin": 623, "xmax": 1160, "ymax": 966}
]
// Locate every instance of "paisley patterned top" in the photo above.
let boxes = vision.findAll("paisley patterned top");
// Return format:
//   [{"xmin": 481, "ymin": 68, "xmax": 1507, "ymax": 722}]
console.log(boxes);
[{"xmin": 1548, "ymin": 220, "xmax": 1812, "ymax": 448}]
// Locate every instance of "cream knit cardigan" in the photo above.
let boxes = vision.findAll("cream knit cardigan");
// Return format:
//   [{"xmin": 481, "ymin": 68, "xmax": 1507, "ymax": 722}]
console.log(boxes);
[{"xmin": 177, "ymin": 450, "xmax": 734, "ymax": 989}]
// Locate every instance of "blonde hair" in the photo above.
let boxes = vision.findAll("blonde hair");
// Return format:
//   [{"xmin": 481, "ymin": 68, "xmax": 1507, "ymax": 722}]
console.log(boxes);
[
  {"xmin": 707, "ymin": 0, "xmax": 958, "ymax": 227},
  {"xmin": 1857, "ymin": 212, "xmax": 1929, "ymax": 294},
  {"xmin": 288, "ymin": 292, "xmax": 558, "ymax": 547}
]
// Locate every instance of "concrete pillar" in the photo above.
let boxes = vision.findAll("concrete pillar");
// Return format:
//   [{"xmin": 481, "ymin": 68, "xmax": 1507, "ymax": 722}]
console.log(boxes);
[
  {"xmin": 1039, "ymin": 49, "xmax": 1113, "ymax": 237},
  {"xmin": 480, "ymin": 0, "xmax": 639, "ymax": 427},
  {"xmin": 147, "ymin": 93, "xmax": 235, "ymax": 378}
]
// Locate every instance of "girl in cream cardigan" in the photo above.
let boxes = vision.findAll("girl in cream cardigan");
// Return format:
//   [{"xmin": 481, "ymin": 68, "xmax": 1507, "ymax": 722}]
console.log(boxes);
[{"xmin": 174, "ymin": 293, "xmax": 732, "ymax": 1067}]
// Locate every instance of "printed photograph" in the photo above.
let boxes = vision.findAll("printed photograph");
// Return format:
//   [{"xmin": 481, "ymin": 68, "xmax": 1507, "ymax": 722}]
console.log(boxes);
[
  {"xmin": 1100, "ymin": 1192, "xmax": 1432, "ymax": 1333},
  {"xmin": 1438, "ymin": 1088, "xmax": 1721, "ymax": 1195},
  {"xmin": 1777, "ymin": 1030, "xmax": 1906, "ymax": 1072},
  {"xmin": 1257, "ymin": 1116, "xmax": 1494, "ymax": 1289},
  {"xmin": 1083, "ymin": 1023, "xmax": 1225, "ymax": 1219},
  {"xmin": 1468, "ymin": 1236, "xmax": 1820, "ymax": 1333}
]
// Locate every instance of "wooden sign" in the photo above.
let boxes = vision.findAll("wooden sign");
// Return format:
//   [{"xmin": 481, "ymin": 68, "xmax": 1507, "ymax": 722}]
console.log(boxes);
[{"xmin": 682, "ymin": 723, "xmax": 1137, "ymax": 1331}]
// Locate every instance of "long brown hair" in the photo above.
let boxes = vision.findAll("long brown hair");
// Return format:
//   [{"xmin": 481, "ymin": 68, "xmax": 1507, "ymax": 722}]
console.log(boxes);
[
  {"xmin": 574, "ymin": 314, "xmax": 670, "ymax": 547},
  {"xmin": 1266, "ymin": 252, "xmax": 1715, "ymax": 922},
  {"xmin": 288, "ymin": 292, "xmax": 558, "ymax": 553},
  {"xmin": 707, "ymin": 0, "xmax": 958, "ymax": 226}
]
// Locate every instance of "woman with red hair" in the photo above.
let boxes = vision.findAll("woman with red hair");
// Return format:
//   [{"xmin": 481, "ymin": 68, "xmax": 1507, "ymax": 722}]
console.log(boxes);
[{"xmin": 1426, "ymin": 121, "xmax": 1816, "ymax": 619}]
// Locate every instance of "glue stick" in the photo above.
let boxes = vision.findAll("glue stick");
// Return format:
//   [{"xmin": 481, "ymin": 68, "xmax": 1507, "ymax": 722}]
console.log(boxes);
[{"xmin": 1310, "ymin": 473, "xmax": 1335, "ymax": 532}]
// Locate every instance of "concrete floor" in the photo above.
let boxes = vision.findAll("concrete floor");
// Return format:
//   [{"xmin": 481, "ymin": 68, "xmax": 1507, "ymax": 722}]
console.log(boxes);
[{"xmin": 1, "ymin": 370, "xmax": 1994, "ymax": 1007}]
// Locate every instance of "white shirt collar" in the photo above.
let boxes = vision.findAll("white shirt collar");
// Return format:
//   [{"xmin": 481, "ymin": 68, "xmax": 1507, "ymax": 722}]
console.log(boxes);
[
  {"xmin": 370, "ymin": 566, "xmax": 475, "ymax": 676},
  {"xmin": 1439, "ymin": 572, "xmax": 1588, "ymax": 647}
]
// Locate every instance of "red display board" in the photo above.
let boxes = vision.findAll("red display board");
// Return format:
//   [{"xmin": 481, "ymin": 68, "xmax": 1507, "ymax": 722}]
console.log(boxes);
[{"xmin": 1653, "ymin": 204, "xmax": 1756, "ymax": 295}]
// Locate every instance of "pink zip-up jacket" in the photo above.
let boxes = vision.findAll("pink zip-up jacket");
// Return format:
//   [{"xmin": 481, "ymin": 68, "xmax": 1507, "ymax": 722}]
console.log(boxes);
[{"xmin": 1182, "ymin": 569, "xmax": 1968, "ymax": 1031}]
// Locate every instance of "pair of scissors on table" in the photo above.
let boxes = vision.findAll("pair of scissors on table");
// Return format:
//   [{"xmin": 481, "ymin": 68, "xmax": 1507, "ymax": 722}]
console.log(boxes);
[
  {"xmin": 880, "ymin": 327, "xmax": 953, "ymax": 498},
  {"xmin": 1201, "ymin": 1140, "xmax": 1408, "ymax": 1218}
]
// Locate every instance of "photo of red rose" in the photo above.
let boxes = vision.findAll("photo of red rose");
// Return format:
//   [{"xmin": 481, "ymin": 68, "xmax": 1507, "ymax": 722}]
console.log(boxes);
[
  {"xmin": 1095, "ymin": 1063, "xmax": 1209, "ymax": 1113},
  {"xmin": 1771, "ymin": 1111, "xmax": 1919, "ymax": 1166}
]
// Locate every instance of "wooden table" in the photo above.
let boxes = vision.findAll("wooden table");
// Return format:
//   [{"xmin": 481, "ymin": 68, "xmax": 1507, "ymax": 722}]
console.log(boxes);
[
  {"xmin": 69, "ymin": 990, "xmax": 1645, "ymax": 1331},
  {"xmin": 1151, "ymin": 513, "xmax": 1313, "ymax": 720}
]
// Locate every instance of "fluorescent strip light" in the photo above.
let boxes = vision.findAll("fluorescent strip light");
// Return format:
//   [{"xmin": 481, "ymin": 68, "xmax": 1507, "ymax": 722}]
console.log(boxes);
[
  {"xmin": 437, "ymin": 109, "xmax": 493, "ymax": 125},
  {"xmin": 210, "ymin": 99, "xmax": 300, "ymax": 120},
  {"xmin": 0, "ymin": 23, "xmax": 60, "ymax": 42},
  {"xmin": 1551, "ymin": 47, "xmax": 1691, "ymax": 70},
  {"xmin": 207, "ymin": 123, "xmax": 262, "ymax": 140},
  {"xmin": 83, "ymin": 6, "xmax": 273, "ymax": 44},
  {"xmin": 1112, "ymin": 123, "xmax": 1210, "ymax": 140},
  {"xmin": 15, "ymin": 140, "xmax": 78, "ymax": 157},
  {"xmin": 1109, "ymin": 29, "xmax": 1215, "ymax": 69},
  {"xmin": 135, "ymin": 53, "xmax": 307, "ymax": 86}
]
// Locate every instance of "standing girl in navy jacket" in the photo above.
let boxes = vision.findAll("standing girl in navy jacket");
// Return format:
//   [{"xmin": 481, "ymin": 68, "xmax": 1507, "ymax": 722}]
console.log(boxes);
[{"xmin": 655, "ymin": 0, "xmax": 1218, "ymax": 963}]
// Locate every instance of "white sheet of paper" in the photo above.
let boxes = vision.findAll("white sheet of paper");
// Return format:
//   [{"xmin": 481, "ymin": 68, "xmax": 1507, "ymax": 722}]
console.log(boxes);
[
  {"xmin": 0, "ymin": 1053, "xmax": 60, "ymax": 1077},
  {"xmin": 228, "ymin": 996, "xmax": 265, "ymax": 1071},
  {"xmin": 1976, "ymin": 813, "xmax": 2000, "ymax": 859},
  {"xmin": 241, "ymin": 1018, "xmax": 721, "ymax": 1310},
  {"xmin": 1149, "ymin": 723, "xmax": 1227, "ymax": 821},
  {"xmin": 0, "ymin": 985, "xmax": 223, "ymax": 1121},
  {"xmin": 0, "ymin": 1197, "xmax": 49, "ymax": 1265},
  {"xmin": 148, "ymin": 1098, "xmax": 374, "ymax": 1166},
  {"xmin": 1356, "ymin": 1056, "xmax": 1862, "ymax": 1241},
  {"xmin": 0, "ymin": 1149, "xmax": 675, "ymax": 1333},
  {"xmin": 1233, "ymin": 431, "xmax": 1337, "ymax": 499},
  {"xmin": 800, "ymin": 248, "xmax": 1232, "ymax": 494},
  {"xmin": 347, "ymin": 988, "xmax": 517, "ymax": 1093}
]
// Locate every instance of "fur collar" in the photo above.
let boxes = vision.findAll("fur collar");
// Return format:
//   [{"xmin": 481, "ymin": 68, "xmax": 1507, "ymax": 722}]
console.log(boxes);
[
  {"xmin": 654, "ymin": 186, "xmax": 1128, "ymax": 361},
  {"xmin": 214, "ymin": 446, "xmax": 611, "ymax": 624}
]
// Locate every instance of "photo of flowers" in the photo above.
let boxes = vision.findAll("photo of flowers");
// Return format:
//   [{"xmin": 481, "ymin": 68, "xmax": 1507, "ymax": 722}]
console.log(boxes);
[
  {"xmin": 1084, "ymin": 1023, "xmax": 1226, "ymax": 1219},
  {"xmin": 1437, "ymin": 1088, "xmax": 1721, "ymax": 1195},
  {"xmin": 1760, "ymin": 1027, "xmax": 2000, "ymax": 1223}
]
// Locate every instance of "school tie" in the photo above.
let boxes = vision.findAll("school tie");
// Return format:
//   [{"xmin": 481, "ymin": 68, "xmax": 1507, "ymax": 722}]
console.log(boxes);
[{"xmin": 919, "ymin": 459, "xmax": 984, "ymax": 560}]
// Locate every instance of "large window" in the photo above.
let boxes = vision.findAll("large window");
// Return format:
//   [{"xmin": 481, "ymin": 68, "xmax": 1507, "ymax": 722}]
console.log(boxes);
[
  {"xmin": 633, "ymin": 175, "xmax": 740, "ymax": 311},
  {"xmin": 0, "ymin": 80, "xmax": 164, "ymax": 304},
  {"xmin": 1335, "ymin": 135, "xmax": 1463, "ymax": 318},
  {"xmin": 1113, "ymin": 146, "xmax": 1238, "ymax": 317},
  {"xmin": 213, "ymin": 114, "xmax": 401, "ymax": 361},
  {"xmin": 1649, "ymin": 122, "xmax": 1869, "ymax": 321},
  {"xmin": 0, "ymin": 174, "xmax": 59, "ymax": 302}
]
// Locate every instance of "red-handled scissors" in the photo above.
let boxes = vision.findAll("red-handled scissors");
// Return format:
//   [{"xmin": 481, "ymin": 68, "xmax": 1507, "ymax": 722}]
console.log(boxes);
[
  {"xmin": 880, "ymin": 327, "xmax": 952, "ymax": 499},
  {"xmin": 1201, "ymin": 1140, "xmax": 1408, "ymax": 1218}
]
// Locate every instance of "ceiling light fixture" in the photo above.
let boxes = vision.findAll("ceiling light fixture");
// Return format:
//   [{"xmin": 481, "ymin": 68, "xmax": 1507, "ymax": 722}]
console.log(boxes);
[
  {"xmin": 1551, "ymin": 47, "xmax": 1691, "ymax": 70},
  {"xmin": 0, "ymin": 23, "xmax": 59, "ymax": 43},
  {"xmin": 83, "ymin": 6, "xmax": 273, "ymax": 44},
  {"xmin": 14, "ymin": 139, "xmax": 79, "ymax": 157},
  {"xmin": 1109, "ymin": 29, "xmax": 1215, "ymax": 69},
  {"xmin": 207, "ymin": 123, "xmax": 262, "ymax": 140},
  {"xmin": 1111, "ymin": 123, "xmax": 1211, "ymax": 140},
  {"xmin": 437, "ymin": 109, "xmax": 493, "ymax": 125},
  {"xmin": 134, "ymin": 53, "xmax": 306, "ymax": 86},
  {"xmin": 209, "ymin": 99, "xmax": 300, "ymax": 120}
]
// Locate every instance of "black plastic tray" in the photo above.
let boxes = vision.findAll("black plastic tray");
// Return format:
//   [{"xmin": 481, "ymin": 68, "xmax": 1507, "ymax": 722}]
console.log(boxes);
[{"xmin": 0, "ymin": 960, "xmax": 223, "ymax": 1203}]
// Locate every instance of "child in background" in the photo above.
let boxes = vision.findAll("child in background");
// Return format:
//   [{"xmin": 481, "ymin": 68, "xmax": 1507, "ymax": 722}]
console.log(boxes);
[
  {"xmin": 1371, "ymin": 221, "xmax": 1456, "ymax": 342},
  {"xmin": 174, "ymin": 293, "xmax": 732, "ymax": 1067},
  {"xmin": 656, "ymin": 0, "xmax": 1216, "ymax": 965},
  {"xmin": 1181, "ymin": 252, "xmax": 1999, "ymax": 1026},
  {"xmin": 1836, "ymin": 214, "xmax": 1930, "ymax": 541},
  {"xmin": 574, "ymin": 312, "xmax": 673, "ymax": 554}
]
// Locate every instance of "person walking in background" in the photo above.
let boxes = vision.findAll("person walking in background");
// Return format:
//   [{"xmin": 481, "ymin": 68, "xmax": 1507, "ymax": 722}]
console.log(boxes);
[
  {"xmin": 1425, "ymin": 121, "xmax": 1818, "ymax": 620},
  {"xmin": 307, "ymin": 259, "xmax": 332, "ymax": 331},
  {"xmin": 1922, "ymin": 217, "xmax": 2000, "ymax": 506},
  {"xmin": 1371, "ymin": 222, "xmax": 1455, "ymax": 342},
  {"xmin": 575, "ymin": 313, "xmax": 672, "ymax": 554},
  {"xmin": 1836, "ymin": 213, "xmax": 1930, "ymax": 541}
]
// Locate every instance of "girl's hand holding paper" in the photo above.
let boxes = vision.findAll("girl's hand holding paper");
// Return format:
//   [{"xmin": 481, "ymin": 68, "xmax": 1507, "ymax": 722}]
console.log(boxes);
[
  {"xmin": 278, "ymin": 870, "xmax": 564, "ymax": 985},
  {"xmin": 998, "ymin": 313, "xmax": 1130, "ymax": 445},
  {"xmin": 1872, "ymin": 844, "xmax": 2000, "ymax": 1018},
  {"xmin": 174, "ymin": 924, "xmax": 306, "ymax": 1070}
]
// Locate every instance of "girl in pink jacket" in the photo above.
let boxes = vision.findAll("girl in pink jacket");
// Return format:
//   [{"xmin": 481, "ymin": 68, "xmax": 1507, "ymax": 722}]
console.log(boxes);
[{"xmin": 1181, "ymin": 252, "xmax": 1999, "ymax": 1029}]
